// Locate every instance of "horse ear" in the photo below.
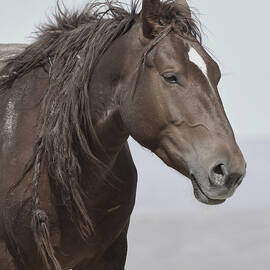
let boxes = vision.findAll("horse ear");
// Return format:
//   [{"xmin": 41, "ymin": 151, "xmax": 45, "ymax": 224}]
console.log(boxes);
[
  {"xmin": 174, "ymin": 0, "xmax": 191, "ymax": 17},
  {"xmin": 141, "ymin": 0, "xmax": 161, "ymax": 39}
]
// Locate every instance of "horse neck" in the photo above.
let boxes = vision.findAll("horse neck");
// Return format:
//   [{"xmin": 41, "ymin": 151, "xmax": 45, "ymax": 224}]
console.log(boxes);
[{"xmin": 90, "ymin": 24, "xmax": 142, "ymax": 162}]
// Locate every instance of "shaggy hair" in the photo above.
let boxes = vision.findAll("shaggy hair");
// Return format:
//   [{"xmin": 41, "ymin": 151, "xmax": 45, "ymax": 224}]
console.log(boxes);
[{"xmin": 0, "ymin": 1, "xmax": 202, "ymax": 269}]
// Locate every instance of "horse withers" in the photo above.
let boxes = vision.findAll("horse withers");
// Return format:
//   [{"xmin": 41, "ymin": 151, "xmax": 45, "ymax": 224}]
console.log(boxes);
[{"xmin": 0, "ymin": 0, "xmax": 246, "ymax": 269}]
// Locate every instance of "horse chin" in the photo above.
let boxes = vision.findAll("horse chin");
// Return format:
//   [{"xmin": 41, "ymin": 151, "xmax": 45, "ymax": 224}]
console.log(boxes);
[{"xmin": 191, "ymin": 177, "xmax": 226, "ymax": 205}]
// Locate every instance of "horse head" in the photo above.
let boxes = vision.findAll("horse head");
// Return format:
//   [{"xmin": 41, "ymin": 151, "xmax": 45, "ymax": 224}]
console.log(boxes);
[{"xmin": 120, "ymin": 0, "xmax": 246, "ymax": 205}]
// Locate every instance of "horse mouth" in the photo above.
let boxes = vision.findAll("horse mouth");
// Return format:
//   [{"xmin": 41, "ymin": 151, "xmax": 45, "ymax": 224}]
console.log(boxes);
[{"xmin": 191, "ymin": 175, "xmax": 226, "ymax": 205}]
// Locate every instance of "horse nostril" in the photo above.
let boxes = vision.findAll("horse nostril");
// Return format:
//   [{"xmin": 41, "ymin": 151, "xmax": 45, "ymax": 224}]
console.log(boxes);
[
  {"xmin": 209, "ymin": 163, "xmax": 245, "ymax": 188},
  {"xmin": 235, "ymin": 175, "xmax": 243, "ymax": 187},
  {"xmin": 209, "ymin": 163, "xmax": 227, "ymax": 186},
  {"xmin": 227, "ymin": 173, "xmax": 244, "ymax": 188}
]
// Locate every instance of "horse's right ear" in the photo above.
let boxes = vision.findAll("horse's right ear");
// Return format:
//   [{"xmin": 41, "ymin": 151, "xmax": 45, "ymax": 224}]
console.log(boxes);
[{"xmin": 141, "ymin": 0, "xmax": 161, "ymax": 39}]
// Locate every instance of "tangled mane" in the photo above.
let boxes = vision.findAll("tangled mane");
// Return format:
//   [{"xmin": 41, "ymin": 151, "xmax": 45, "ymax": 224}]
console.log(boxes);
[{"xmin": 0, "ymin": 1, "xmax": 202, "ymax": 269}]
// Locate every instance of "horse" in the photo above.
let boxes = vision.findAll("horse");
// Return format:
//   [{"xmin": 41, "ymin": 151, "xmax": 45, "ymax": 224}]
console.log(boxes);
[{"xmin": 0, "ymin": 0, "xmax": 246, "ymax": 269}]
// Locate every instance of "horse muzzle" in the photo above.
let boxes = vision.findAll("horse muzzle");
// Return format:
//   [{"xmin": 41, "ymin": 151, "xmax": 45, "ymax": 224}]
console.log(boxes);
[{"xmin": 190, "ymin": 161, "xmax": 246, "ymax": 205}]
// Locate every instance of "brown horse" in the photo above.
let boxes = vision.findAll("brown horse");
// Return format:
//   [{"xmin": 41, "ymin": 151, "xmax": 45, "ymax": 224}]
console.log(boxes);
[{"xmin": 0, "ymin": 0, "xmax": 246, "ymax": 269}]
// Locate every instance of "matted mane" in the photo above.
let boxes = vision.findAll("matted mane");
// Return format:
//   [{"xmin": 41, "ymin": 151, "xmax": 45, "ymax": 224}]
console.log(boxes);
[{"xmin": 0, "ymin": 0, "xmax": 202, "ymax": 268}]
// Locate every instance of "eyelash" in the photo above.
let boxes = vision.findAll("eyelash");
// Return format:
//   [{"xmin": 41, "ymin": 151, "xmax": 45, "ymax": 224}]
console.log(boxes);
[{"xmin": 162, "ymin": 73, "xmax": 179, "ymax": 84}]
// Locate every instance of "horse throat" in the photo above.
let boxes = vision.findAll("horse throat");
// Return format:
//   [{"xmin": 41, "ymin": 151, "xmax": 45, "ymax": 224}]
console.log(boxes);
[{"xmin": 95, "ymin": 107, "xmax": 129, "ymax": 163}]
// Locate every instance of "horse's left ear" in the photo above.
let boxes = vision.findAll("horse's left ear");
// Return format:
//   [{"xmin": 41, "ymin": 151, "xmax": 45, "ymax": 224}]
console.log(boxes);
[
  {"xmin": 141, "ymin": 0, "xmax": 191, "ymax": 39},
  {"xmin": 141, "ymin": 0, "xmax": 161, "ymax": 39},
  {"xmin": 174, "ymin": 0, "xmax": 191, "ymax": 17}
]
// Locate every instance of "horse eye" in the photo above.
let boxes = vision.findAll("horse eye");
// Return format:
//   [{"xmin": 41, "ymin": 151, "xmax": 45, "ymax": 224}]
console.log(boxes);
[{"xmin": 162, "ymin": 73, "xmax": 179, "ymax": 84}]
